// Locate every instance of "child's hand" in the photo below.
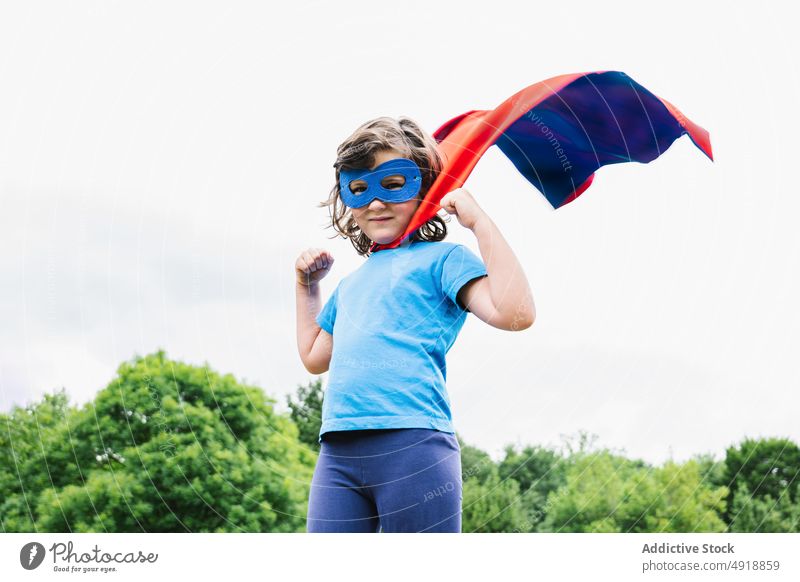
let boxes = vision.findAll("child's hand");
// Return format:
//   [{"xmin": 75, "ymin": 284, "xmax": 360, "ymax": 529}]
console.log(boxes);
[
  {"xmin": 439, "ymin": 188, "xmax": 488, "ymax": 231},
  {"xmin": 296, "ymin": 248, "xmax": 334, "ymax": 286}
]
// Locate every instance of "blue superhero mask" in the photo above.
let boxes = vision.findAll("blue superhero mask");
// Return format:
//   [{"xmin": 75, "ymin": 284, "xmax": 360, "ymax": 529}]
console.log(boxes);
[{"xmin": 338, "ymin": 158, "xmax": 422, "ymax": 208}]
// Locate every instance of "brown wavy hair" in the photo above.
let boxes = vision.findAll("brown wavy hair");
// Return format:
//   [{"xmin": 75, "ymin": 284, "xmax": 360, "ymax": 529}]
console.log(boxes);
[{"xmin": 319, "ymin": 116, "xmax": 449, "ymax": 257}]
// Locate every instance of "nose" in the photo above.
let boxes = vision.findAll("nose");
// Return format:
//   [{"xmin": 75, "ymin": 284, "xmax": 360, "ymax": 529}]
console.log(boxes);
[{"xmin": 367, "ymin": 198, "xmax": 387, "ymax": 211}]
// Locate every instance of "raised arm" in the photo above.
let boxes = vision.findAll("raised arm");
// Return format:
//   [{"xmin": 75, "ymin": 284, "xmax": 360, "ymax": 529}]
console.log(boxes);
[
  {"xmin": 440, "ymin": 189, "xmax": 535, "ymax": 331},
  {"xmin": 295, "ymin": 248, "xmax": 335, "ymax": 373}
]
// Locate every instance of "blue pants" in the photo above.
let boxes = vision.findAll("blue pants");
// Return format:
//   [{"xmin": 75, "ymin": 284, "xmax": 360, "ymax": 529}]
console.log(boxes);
[{"xmin": 306, "ymin": 428, "xmax": 462, "ymax": 533}]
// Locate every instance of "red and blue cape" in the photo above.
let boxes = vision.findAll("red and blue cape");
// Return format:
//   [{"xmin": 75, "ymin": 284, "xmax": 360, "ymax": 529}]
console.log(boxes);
[{"xmin": 371, "ymin": 70, "xmax": 713, "ymax": 252}]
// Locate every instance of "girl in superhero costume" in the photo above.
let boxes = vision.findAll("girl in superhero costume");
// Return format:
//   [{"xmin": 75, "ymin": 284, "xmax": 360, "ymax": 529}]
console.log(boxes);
[{"xmin": 295, "ymin": 71, "xmax": 711, "ymax": 533}]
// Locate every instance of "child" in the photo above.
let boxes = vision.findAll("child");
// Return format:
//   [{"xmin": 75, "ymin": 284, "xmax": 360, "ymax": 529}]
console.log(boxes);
[{"xmin": 295, "ymin": 116, "xmax": 535, "ymax": 533}]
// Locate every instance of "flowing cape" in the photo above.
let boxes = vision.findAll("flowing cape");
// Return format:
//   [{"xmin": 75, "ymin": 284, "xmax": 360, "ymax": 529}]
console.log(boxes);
[{"xmin": 370, "ymin": 70, "xmax": 712, "ymax": 252}]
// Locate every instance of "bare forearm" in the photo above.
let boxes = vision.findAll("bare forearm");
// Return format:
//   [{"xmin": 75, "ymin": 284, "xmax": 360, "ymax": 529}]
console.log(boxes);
[
  {"xmin": 470, "ymin": 215, "xmax": 535, "ymax": 326},
  {"xmin": 296, "ymin": 281, "xmax": 323, "ymax": 358}
]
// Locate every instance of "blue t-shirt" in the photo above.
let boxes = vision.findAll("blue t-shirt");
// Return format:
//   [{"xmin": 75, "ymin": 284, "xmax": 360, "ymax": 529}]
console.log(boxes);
[{"xmin": 315, "ymin": 238, "xmax": 488, "ymax": 443}]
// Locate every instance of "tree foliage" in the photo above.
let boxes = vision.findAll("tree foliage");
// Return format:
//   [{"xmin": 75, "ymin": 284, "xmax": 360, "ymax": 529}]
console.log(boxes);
[
  {"xmin": 721, "ymin": 437, "xmax": 800, "ymax": 532},
  {"xmin": 2, "ymin": 353, "xmax": 798, "ymax": 533},
  {"xmin": 540, "ymin": 451, "xmax": 728, "ymax": 532},
  {"xmin": 286, "ymin": 378, "xmax": 323, "ymax": 452},
  {"xmin": 1, "ymin": 351, "xmax": 316, "ymax": 532}
]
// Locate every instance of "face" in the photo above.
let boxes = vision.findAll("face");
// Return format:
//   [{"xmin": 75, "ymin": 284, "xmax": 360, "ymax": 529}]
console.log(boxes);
[{"xmin": 348, "ymin": 148, "xmax": 423, "ymax": 245}]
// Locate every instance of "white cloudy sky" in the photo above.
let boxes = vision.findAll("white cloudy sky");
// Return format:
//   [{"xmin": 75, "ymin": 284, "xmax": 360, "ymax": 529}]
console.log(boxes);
[{"xmin": 1, "ymin": 1, "xmax": 797, "ymax": 465}]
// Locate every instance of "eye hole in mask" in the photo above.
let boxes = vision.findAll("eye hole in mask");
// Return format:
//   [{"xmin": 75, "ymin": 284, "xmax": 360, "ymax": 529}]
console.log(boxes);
[
  {"xmin": 349, "ymin": 181, "xmax": 367, "ymax": 195},
  {"xmin": 381, "ymin": 174, "xmax": 406, "ymax": 190}
]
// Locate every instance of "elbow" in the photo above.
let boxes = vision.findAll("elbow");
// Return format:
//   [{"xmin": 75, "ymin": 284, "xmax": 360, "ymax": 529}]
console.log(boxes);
[
  {"xmin": 299, "ymin": 328, "xmax": 333, "ymax": 374},
  {"xmin": 511, "ymin": 316, "xmax": 535, "ymax": 331},
  {"xmin": 493, "ymin": 291, "xmax": 535, "ymax": 331},
  {"xmin": 488, "ymin": 310, "xmax": 535, "ymax": 331},
  {"xmin": 303, "ymin": 362, "xmax": 328, "ymax": 375},
  {"xmin": 301, "ymin": 356, "xmax": 329, "ymax": 375},
  {"xmin": 504, "ymin": 304, "xmax": 536, "ymax": 331}
]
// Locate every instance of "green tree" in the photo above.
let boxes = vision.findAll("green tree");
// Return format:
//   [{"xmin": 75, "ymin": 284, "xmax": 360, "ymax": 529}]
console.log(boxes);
[
  {"xmin": 458, "ymin": 437, "xmax": 496, "ymax": 483},
  {"xmin": 720, "ymin": 437, "xmax": 800, "ymax": 527},
  {"xmin": 694, "ymin": 452, "xmax": 728, "ymax": 490},
  {"xmin": 6, "ymin": 355, "xmax": 798, "ymax": 534},
  {"xmin": 456, "ymin": 436, "xmax": 528, "ymax": 532},
  {"xmin": 541, "ymin": 451, "xmax": 728, "ymax": 532},
  {"xmin": 498, "ymin": 444, "xmax": 567, "ymax": 531},
  {"xmin": 462, "ymin": 468, "xmax": 527, "ymax": 532},
  {"xmin": 1, "ymin": 351, "xmax": 317, "ymax": 532},
  {"xmin": 286, "ymin": 378, "xmax": 324, "ymax": 451},
  {"xmin": 728, "ymin": 481, "xmax": 800, "ymax": 532},
  {"xmin": 0, "ymin": 389, "xmax": 82, "ymax": 531}
]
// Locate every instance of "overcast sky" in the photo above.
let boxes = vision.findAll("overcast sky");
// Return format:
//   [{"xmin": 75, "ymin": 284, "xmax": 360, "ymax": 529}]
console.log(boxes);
[{"xmin": 1, "ymin": 1, "xmax": 797, "ymax": 465}]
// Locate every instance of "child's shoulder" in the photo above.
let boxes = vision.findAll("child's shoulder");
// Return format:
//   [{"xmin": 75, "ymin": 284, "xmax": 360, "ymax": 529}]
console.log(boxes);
[
  {"xmin": 412, "ymin": 240, "xmax": 477, "ymax": 266},
  {"xmin": 411, "ymin": 239, "xmax": 463, "ymax": 256}
]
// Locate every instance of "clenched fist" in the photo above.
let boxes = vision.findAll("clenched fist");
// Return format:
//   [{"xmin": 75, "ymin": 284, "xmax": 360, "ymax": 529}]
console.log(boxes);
[
  {"xmin": 295, "ymin": 248, "xmax": 334, "ymax": 286},
  {"xmin": 439, "ymin": 187, "xmax": 488, "ymax": 231}
]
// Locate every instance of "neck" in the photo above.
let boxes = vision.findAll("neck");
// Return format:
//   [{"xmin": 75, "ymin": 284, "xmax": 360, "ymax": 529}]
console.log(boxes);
[{"xmin": 370, "ymin": 236, "xmax": 414, "ymax": 254}]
